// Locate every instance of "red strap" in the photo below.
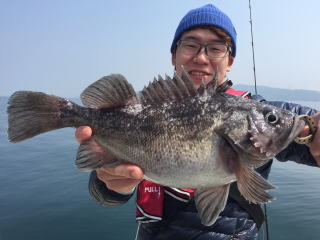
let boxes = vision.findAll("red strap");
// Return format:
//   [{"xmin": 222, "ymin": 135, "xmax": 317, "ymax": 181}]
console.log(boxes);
[{"xmin": 225, "ymin": 88, "xmax": 250, "ymax": 99}]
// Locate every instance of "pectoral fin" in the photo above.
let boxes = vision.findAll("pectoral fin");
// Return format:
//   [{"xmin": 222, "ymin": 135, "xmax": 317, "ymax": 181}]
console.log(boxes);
[
  {"xmin": 194, "ymin": 184, "xmax": 230, "ymax": 226},
  {"xmin": 236, "ymin": 163, "xmax": 275, "ymax": 203},
  {"xmin": 75, "ymin": 138, "xmax": 123, "ymax": 171}
]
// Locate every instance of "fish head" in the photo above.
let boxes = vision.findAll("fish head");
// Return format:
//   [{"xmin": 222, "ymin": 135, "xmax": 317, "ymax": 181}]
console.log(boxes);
[{"xmin": 223, "ymin": 103, "xmax": 305, "ymax": 163}]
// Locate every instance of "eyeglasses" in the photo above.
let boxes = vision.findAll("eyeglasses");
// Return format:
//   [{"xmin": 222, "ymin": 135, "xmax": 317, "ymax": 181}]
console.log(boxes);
[{"xmin": 176, "ymin": 40, "xmax": 231, "ymax": 59}]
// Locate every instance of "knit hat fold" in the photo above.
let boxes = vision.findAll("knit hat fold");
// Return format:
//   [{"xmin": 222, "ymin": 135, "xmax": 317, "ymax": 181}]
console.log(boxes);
[{"xmin": 170, "ymin": 4, "xmax": 237, "ymax": 57}]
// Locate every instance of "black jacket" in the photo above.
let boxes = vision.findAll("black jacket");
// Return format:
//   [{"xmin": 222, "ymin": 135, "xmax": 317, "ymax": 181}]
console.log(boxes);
[{"xmin": 88, "ymin": 95, "xmax": 318, "ymax": 240}]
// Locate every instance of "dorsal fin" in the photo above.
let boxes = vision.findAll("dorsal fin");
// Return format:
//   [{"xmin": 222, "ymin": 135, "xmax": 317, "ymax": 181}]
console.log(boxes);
[
  {"xmin": 164, "ymin": 74, "xmax": 183, "ymax": 100},
  {"xmin": 181, "ymin": 67, "xmax": 198, "ymax": 96},
  {"xmin": 80, "ymin": 74, "xmax": 137, "ymax": 108},
  {"xmin": 140, "ymin": 70, "xmax": 198, "ymax": 104},
  {"xmin": 154, "ymin": 75, "xmax": 170, "ymax": 101},
  {"xmin": 195, "ymin": 67, "xmax": 220, "ymax": 96},
  {"xmin": 157, "ymin": 75, "xmax": 172, "ymax": 100},
  {"xmin": 205, "ymin": 67, "xmax": 219, "ymax": 95}
]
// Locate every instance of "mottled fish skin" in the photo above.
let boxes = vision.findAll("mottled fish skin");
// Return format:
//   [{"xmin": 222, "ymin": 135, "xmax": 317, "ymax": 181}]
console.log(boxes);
[
  {"xmin": 95, "ymin": 95, "xmax": 230, "ymax": 188},
  {"xmin": 7, "ymin": 72, "xmax": 305, "ymax": 226},
  {"xmin": 82, "ymin": 92, "xmax": 302, "ymax": 188}
]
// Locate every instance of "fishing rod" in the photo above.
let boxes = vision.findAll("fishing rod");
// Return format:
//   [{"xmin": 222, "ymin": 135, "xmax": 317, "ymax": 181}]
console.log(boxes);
[
  {"xmin": 249, "ymin": 0, "xmax": 258, "ymax": 95},
  {"xmin": 248, "ymin": 1, "xmax": 270, "ymax": 240}
]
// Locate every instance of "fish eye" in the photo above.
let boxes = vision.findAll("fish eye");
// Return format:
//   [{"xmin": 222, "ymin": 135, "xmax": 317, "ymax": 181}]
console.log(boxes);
[{"xmin": 265, "ymin": 112, "xmax": 279, "ymax": 124}]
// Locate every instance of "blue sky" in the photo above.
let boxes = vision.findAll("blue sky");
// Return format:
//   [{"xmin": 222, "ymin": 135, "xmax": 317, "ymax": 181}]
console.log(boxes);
[{"xmin": 1, "ymin": 0, "xmax": 319, "ymax": 97}]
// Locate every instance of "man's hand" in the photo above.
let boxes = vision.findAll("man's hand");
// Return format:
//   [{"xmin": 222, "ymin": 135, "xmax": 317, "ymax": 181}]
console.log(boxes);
[
  {"xmin": 96, "ymin": 164, "xmax": 143, "ymax": 193},
  {"xmin": 299, "ymin": 113, "xmax": 320, "ymax": 166},
  {"xmin": 75, "ymin": 126, "xmax": 144, "ymax": 193}
]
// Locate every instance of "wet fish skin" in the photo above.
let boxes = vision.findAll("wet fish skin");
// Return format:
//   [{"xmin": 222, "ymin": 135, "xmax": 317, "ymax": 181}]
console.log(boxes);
[
  {"xmin": 85, "ymin": 92, "xmax": 299, "ymax": 185},
  {"xmin": 7, "ymin": 72, "xmax": 305, "ymax": 226}
]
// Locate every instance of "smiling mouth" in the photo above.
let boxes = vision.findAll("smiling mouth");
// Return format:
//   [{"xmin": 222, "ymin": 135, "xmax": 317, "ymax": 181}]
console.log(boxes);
[
  {"xmin": 189, "ymin": 71, "xmax": 211, "ymax": 77},
  {"xmin": 190, "ymin": 71, "xmax": 207, "ymax": 76}
]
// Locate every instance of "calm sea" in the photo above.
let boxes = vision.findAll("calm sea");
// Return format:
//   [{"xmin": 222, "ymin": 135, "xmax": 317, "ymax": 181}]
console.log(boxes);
[{"xmin": 1, "ymin": 97, "xmax": 320, "ymax": 240}]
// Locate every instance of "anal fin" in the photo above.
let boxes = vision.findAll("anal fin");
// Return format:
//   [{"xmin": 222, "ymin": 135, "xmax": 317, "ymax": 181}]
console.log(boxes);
[
  {"xmin": 76, "ymin": 138, "xmax": 123, "ymax": 171},
  {"xmin": 194, "ymin": 184, "xmax": 230, "ymax": 226}
]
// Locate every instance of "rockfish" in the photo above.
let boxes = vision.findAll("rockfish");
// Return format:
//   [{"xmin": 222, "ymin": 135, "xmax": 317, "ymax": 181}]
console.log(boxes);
[{"xmin": 7, "ymin": 71, "xmax": 304, "ymax": 226}]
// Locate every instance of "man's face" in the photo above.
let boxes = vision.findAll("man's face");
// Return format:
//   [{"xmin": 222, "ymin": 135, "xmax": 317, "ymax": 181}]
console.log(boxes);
[{"xmin": 172, "ymin": 28, "xmax": 234, "ymax": 89}]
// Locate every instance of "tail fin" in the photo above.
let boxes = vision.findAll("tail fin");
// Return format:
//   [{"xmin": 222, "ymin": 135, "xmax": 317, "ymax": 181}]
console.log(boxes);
[{"xmin": 7, "ymin": 91, "xmax": 81, "ymax": 142}]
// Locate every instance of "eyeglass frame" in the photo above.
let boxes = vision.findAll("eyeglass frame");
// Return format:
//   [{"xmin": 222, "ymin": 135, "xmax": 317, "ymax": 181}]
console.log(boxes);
[{"xmin": 176, "ymin": 40, "xmax": 232, "ymax": 59}]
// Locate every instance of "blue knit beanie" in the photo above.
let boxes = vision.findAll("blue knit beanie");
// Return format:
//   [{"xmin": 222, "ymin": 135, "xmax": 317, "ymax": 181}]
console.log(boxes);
[{"xmin": 170, "ymin": 4, "xmax": 237, "ymax": 57}]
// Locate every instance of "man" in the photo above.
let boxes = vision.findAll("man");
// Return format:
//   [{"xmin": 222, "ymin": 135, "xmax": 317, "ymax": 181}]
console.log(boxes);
[{"xmin": 76, "ymin": 4, "xmax": 320, "ymax": 239}]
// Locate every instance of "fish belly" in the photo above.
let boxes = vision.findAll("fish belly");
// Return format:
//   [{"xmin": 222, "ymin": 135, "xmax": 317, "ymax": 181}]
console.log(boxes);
[
  {"xmin": 137, "ymin": 140, "xmax": 236, "ymax": 188},
  {"xmin": 95, "ymin": 117, "xmax": 236, "ymax": 188}
]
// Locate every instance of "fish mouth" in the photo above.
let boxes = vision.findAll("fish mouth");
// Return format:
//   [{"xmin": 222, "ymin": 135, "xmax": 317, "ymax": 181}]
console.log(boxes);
[{"xmin": 281, "ymin": 115, "xmax": 305, "ymax": 146}]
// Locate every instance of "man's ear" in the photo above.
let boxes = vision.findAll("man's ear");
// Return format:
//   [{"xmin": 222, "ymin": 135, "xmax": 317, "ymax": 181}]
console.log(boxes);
[
  {"xmin": 226, "ymin": 56, "xmax": 234, "ymax": 72},
  {"xmin": 171, "ymin": 52, "xmax": 176, "ymax": 66}
]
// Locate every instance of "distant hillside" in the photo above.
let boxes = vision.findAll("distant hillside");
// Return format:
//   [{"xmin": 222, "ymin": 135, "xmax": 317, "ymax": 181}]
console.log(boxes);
[
  {"xmin": 234, "ymin": 84, "xmax": 320, "ymax": 102},
  {"xmin": 2, "ymin": 85, "xmax": 320, "ymax": 102}
]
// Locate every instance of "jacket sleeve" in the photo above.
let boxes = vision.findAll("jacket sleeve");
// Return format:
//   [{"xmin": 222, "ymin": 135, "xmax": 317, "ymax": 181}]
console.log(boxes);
[
  {"xmin": 251, "ymin": 95, "xmax": 319, "ymax": 167},
  {"xmin": 88, "ymin": 170, "xmax": 134, "ymax": 206}
]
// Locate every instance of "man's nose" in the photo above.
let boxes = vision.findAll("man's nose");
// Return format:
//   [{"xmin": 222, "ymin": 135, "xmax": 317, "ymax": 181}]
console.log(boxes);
[{"xmin": 193, "ymin": 47, "xmax": 209, "ymax": 63}]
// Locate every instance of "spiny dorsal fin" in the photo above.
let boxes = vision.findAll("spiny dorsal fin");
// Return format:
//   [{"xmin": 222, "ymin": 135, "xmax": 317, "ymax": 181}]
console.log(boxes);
[
  {"xmin": 205, "ymin": 69, "xmax": 219, "ymax": 95},
  {"xmin": 154, "ymin": 75, "xmax": 171, "ymax": 101},
  {"xmin": 197, "ymin": 66, "xmax": 220, "ymax": 96},
  {"xmin": 140, "ymin": 69, "xmax": 197, "ymax": 104},
  {"xmin": 165, "ymin": 74, "xmax": 183, "ymax": 100},
  {"xmin": 181, "ymin": 67, "xmax": 198, "ymax": 96},
  {"xmin": 81, "ymin": 74, "xmax": 137, "ymax": 108},
  {"xmin": 157, "ymin": 75, "xmax": 172, "ymax": 100}
]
